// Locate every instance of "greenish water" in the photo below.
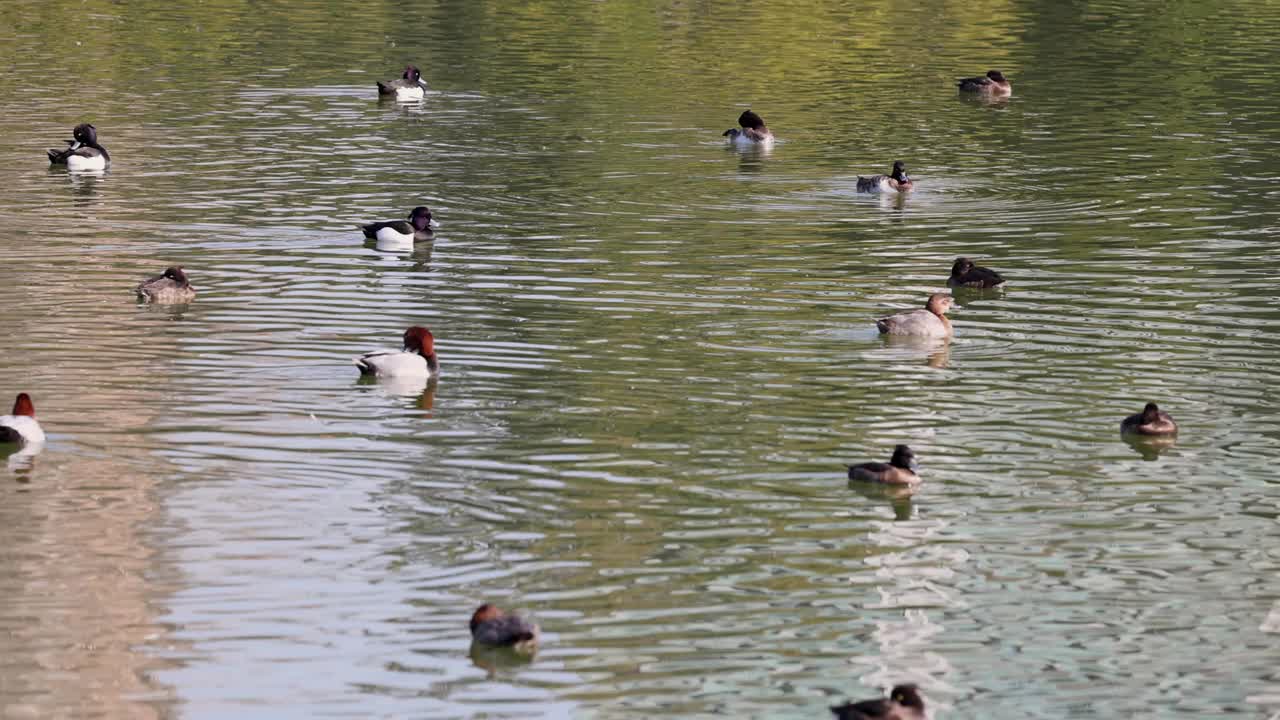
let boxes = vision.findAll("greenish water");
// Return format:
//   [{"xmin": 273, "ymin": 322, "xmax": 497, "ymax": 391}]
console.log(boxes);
[{"xmin": 1, "ymin": 0, "xmax": 1279, "ymax": 717}]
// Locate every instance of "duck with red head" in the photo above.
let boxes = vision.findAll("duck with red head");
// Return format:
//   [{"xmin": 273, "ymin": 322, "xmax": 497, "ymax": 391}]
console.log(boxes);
[
  {"xmin": 470, "ymin": 603, "xmax": 539, "ymax": 651},
  {"xmin": 958, "ymin": 69, "xmax": 1012, "ymax": 95},
  {"xmin": 831, "ymin": 684, "xmax": 926, "ymax": 720},
  {"xmin": 354, "ymin": 326, "xmax": 439, "ymax": 380},
  {"xmin": 0, "ymin": 394, "xmax": 46, "ymax": 446},
  {"xmin": 877, "ymin": 293, "xmax": 954, "ymax": 338},
  {"xmin": 1121, "ymin": 402, "xmax": 1178, "ymax": 436}
]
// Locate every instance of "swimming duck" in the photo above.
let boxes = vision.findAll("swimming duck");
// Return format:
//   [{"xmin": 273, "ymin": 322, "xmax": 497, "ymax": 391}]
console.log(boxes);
[
  {"xmin": 47, "ymin": 123, "xmax": 110, "ymax": 171},
  {"xmin": 722, "ymin": 110, "xmax": 774, "ymax": 145},
  {"xmin": 847, "ymin": 445, "xmax": 920, "ymax": 486},
  {"xmin": 876, "ymin": 293, "xmax": 953, "ymax": 338},
  {"xmin": 361, "ymin": 206, "xmax": 434, "ymax": 248},
  {"xmin": 831, "ymin": 684, "xmax": 926, "ymax": 720},
  {"xmin": 470, "ymin": 604, "xmax": 539, "ymax": 650},
  {"xmin": 0, "ymin": 394, "xmax": 46, "ymax": 447},
  {"xmin": 947, "ymin": 257, "xmax": 1005, "ymax": 288},
  {"xmin": 354, "ymin": 326, "xmax": 439, "ymax": 380},
  {"xmin": 856, "ymin": 161, "xmax": 913, "ymax": 193},
  {"xmin": 957, "ymin": 70, "xmax": 1012, "ymax": 95},
  {"xmin": 1120, "ymin": 402, "xmax": 1178, "ymax": 436},
  {"xmin": 377, "ymin": 65, "xmax": 427, "ymax": 101},
  {"xmin": 137, "ymin": 266, "xmax": 196, "ymax": 304}
]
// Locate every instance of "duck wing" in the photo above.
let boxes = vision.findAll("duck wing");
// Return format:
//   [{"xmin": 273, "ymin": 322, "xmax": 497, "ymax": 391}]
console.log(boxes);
[{"xmin": 360, "ymin": 220, "xmax": 412, "ymax": 238}]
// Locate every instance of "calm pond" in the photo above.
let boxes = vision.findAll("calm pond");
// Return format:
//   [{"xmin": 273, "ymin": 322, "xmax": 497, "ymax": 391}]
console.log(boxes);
[{"xmin": 1, "ymin": 0, "xmax": 1279, "ymax": 717}]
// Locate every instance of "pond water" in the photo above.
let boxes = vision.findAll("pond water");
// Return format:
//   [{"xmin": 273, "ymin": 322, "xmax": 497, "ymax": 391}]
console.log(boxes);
[{"xmin": 1, "ymin": 0, "xmax": 1279, "ymax": 717}]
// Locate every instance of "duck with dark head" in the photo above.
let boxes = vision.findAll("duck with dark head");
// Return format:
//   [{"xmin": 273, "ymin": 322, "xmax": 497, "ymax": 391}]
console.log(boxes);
[
  {"xmin": 723, "ymin": 109, "xmax": 774, "ymax": 145},
  {"xmin": 1121, "ymin": 402, "xmax": 1178, "ymax": 436},
  {"xmin": 857, "ymin": 161, "xmax": 913, "ymax": 193},
  {"xmin": 957, "ymin": 69, "xmax": 1011, "ymax": 95},
  {"xmin": 831, "ymin": 684, "xmax": 927, "ymax": 720}
]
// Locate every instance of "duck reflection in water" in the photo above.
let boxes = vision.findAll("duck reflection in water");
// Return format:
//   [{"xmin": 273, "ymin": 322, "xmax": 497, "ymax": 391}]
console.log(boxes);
[
  {"xmin": 848, "ymin": 479, "xmax": 917, "ymax": 520},
  {"xmin": 878, "ymin": 334, "xmax": 951, "ymax": 369}
]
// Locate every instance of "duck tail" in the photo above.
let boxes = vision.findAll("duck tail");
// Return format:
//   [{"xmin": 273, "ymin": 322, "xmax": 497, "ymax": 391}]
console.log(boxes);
[
  {"xmin": 376, "ymin": 81, "xmax": 394, "ymax": 95},
  {"xmin": 359, "ymin": 223, "xmax": 377, "ymax": 239}
]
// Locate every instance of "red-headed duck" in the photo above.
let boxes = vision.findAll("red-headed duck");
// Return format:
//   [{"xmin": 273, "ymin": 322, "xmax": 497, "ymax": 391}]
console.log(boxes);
[
  {"xmin": 947, "ymin": 257, "xmax": 1005, "ymax": 288},
  {"xmin": 958, "ymin": 69, "xmax": 1011, "ymax": 95},
  {"xmin": 831, "ymin": 684, "xmax": 926, "ymax": 720},
  {"xmin": 354, "ymin": 326, "xmax": 438, "ymax": 380},
  {"xmin": 877, "ymin": 293, "xmax": 953, "ymax": 338},
  {"xmin": 137, "ymin": 266, "xmax": 196, "ymax": 304},
  {"xmin": 847, "ymin": 445, "xmax": 920, "ymax": 486},
  {"xmin": 857, "ymin": 161, "xmax": 914, "ymax": 193},
  {"xmin": 0, "ymin": 394, "xmax": 45, "ymax": 446},
  {"xmin": 48, "ymin": 123, "xmax": 110, "ymax": 172},
  {"xmin": 723, "ymin": 109, "xmax": 774, "ymax": 146},
  {"xmin": 377, "ymin": 64, "xmax": 427, "ymax": 101},
  {"xmin": 470, "ymin": 603, "xmax": 539, "ymax": 650},
  {"xmin": 1121, "ymin": 402, "xmax": 1177, "ymax": 436}
]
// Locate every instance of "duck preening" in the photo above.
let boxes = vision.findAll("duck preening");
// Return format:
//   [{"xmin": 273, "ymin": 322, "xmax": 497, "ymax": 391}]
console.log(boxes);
[
  {"xmin": 831, "ymin": 684, "xmax": 927, "ymax": 720},
  {"xmin": 470, "ymin": 603, "xmax": 539, "ymax": 650},
  {"xmin": 48, "ymin": 123, "xmax": 110, "ymax": 171},
  {"xmin": 722, "ymin": 109, "xmax": 774, "ymax": 145}
]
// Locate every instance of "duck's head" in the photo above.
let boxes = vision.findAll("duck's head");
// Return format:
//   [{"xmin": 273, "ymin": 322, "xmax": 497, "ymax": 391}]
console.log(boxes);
[
  {"xmin": 891, "ymin": 161, "xmax": 910, "ymax": 183},
  {"xmin": 890, "ymin": 684, "xmax": 925, "ymax": 710},
  {"xmin": 408, "ymin": 206, "xmax": 434, "ymax": 231},
  {"xmin": 952, "ymin": 257, "xmax": 974, "ymax": 276},
  {"xmin": 738, "ymin": 109, "xmax": 766, "ymax": 130},
  {"xmin": 889, "ymin": 445, "xmax": 917, "ymax": 471},
  {"xmin": 403, "ymin": 326, "xmax": 435, "ymax": 357},
  {"xmin": 925, "ymin": 293, "xmax": 953, "ymax": 315},
  {"xmin": 403, "ymin": 65, "xmax": 426, "ymax": 86},
  {"xmin": 470, "ymin": 603, "xmax": 503, "ymax": 633},
  {"xmin": 987, "ymin": 70, "xmax": 1007, "ymax": 83},
  {"xmin": 72, "ymin": 123, "xmax": 97, "ymax": 147},
  {"xmin": 11, "ymin": 393, "xmax": 35, "ymax": 417},
  {"xmin": 1141, "ymin": 402, "xmax": 1162, "ymax": 422},
  {"xmin": 163, "ymin": 266, "xmax": 190, "ymax": 285}
]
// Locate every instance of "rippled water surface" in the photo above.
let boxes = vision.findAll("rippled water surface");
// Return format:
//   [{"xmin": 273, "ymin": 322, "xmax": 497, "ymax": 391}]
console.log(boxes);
[{"xmin": 2, "ymin": 0, "xmax": 1280, "ymax": 717}]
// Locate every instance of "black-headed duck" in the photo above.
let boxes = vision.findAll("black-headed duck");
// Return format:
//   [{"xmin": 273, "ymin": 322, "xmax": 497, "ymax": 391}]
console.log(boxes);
[
  {"xmin": 361, "ymin": 206, "xmax": 435, "ymax": 250},
  {"xmin": 47, "ymin": 123, "xmax": 110, "ymax": 171},
  {"xmin": 355, "ymin": 326, "xmax": 439, "ymax": 380},
  {"xmin": 958, "ymin": 70, "xmax": 1011, "ymax": 95},
  {"xmin": 1120, "ymin": 402, "xmax": 1177, "ymax": 436},
  {"xmin": 856, "ymin": 161, "xmax": 913, "ymax": 193},
  {"xmin": 470, "ymin": 603, "xmax": 539, "ymax": 650},
  {"xmin": 831, "ymin": 684, "xmax": 926, "ymax": 720},
  {"xmin": 377, "ymin": 64, "xmax": 427, "ymax": 101},
  {"xmin": 877, "ymin": 293, "xmax": 953, "ymax": 338},
  {"xmin": 0, "ymin": 393, "xmax": 45, "ymax": 447},
  {"xmin": 137, "ymin": 266, "xmax": 196, "ymax": 304},
  {"xmin": 723, "ymin": 110, "xmax": 774, "ymax": 146},
  {"xmin": 947, "ymin": 257, "xmax": 1005, "ymax": 288},
  {"xmin": 847, "ymin": 445, "xmax": 920, "ymax": 486}
]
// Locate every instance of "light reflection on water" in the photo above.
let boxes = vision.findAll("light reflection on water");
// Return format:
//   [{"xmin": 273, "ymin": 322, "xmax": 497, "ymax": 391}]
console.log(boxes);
[{"xmin": 1, "ymin": 0, "xmax": 1280, "ymax": 717}]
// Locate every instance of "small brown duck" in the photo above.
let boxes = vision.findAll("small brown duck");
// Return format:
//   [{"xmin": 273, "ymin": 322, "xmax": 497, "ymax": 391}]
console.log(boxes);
[
  {"xmin": 831, "ymin": 684, "xmax": 927, "ymax": 720},
  {"xmin": 722, "ymin": 109, "xmax": 774, "ymax": 145},
  {"xmin": 876, "ymin": 293, "xmax": 953, "ymax": 338},
  {"xmin": 470, "ymin": 604, "xmax": 540, "ymax": 650},
  {"xmin": 137, "ymin": 266, "xmax": 196, "ymax": 304},
  {"xmin": 857, "ymin": 161, "xmax": 913, "ymax": 193},
  {"xmin": 957, "ymin": 69, "xmax": 1011, "ymax": 95},
  {"xmin": 947, "ymin": 257, "xmax": 1005, "ymax": 288},
  {"xmin": 847, "ymin": 445, "xmax": 920, "ymax": 486},
  {"xmin": 1120, "ymin": 402, "xmax": 1178, "ymax": 436}
]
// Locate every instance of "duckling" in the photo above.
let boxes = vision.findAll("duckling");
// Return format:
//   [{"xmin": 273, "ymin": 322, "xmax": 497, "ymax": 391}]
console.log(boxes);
[
  {"xmin": 354, "ymin": 326, "xmax": 439, "ymax": 380},
  {"xmin": 831, "ymin": 684, "xmax": 926, "ymax": 720},
  {"xmin": 947, "ymin": 257, "xmax": 1005, "ymax": 288},
  {"xmin": 876, "ymin": 293, "xmax": 953, "ymax": 338},
  {"xmin": 1120, "ymin": 402, "xmax": 1178, "ymax": 436},
  {"xmin": 377, "ymin": 65, "xmax": 427, "ymax": 101},
  {"xmin": 360, "ymin": 206, "xmax": 434, "ymax": 249},
  {"xmin": 470, "ymin": 603, "xmax": 539, "ymax": 650},
  {"xmin": 847, "ymin": 445, "xmax": 920, "ymax": 486},
  {"xmin": 856, "ymin": 161, "xmax": 913, "ymax": 193},
  {"xmin": 137, "ymin": 266, "xmax": 196, "ymax": 304},
  {"xmin": 722, "ymin": 110, "xmax": 774, "ymax": 145},
  {"xmin": 0, "ymin": 393, "xmax": 45, "ymax": 447},
  {"xmin": 47, "ymin": 123, "xmax": 110, "ymax": 171},
  {"xmin": 957, "ymin": 69, "xmax": 1011, "ymax": 95}
]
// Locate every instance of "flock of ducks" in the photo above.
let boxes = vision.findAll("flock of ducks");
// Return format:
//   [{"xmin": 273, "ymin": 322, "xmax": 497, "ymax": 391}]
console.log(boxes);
[{"xmin": 7, "ymin": 63, "xmax": 1181, "ymax": 716}]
